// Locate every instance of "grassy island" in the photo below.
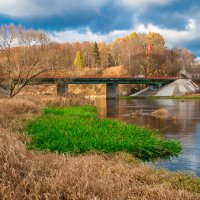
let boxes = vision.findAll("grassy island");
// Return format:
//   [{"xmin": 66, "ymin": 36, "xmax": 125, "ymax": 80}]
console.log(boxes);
[{"xmin": 26, "ymin": 105, "xmax": 181, "ymax": 160}]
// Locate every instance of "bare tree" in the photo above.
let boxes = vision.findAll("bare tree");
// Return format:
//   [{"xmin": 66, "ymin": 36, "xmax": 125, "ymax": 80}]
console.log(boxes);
[
  {"xmin": 0, "ymin": 24, "xmax": 52, "ymax": 97},
  {"xmin": 0, "ymin": 24, "xmax": 18, "ymax": 92}
]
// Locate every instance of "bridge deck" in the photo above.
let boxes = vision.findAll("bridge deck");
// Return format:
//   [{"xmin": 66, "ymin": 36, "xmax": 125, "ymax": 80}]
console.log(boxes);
[
  {"xmin": 0, "ymin": 75, "xmax": 177, "ymax": 85},
  {"xmin": 0, "ymin": 76, "xmax": 177, "ymax": 98},
  {"xmin": 31, "ymin": 76, "xmax": 176, "ymax": 85}
]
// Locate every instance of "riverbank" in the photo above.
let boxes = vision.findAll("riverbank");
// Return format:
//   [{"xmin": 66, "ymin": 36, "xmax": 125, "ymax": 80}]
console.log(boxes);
[
  {"xmin": 1, "ymin": 96, "xmax": 200, "ymax": 199},
  {"xmin": 122, "ymin": 93, "xmax": 200, "ymax": 100}
]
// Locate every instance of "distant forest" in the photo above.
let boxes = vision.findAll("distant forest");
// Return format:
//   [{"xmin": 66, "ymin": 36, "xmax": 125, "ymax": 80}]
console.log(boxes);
[{"xmin": 0, "ymin": 24, "xmax": 198, "ymax": 96}]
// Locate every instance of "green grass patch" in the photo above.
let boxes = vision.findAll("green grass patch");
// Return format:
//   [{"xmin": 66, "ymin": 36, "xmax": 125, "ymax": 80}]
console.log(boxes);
[{"xmin": 26, "ymin": 105, "xmax": 182, "ymax": 160}]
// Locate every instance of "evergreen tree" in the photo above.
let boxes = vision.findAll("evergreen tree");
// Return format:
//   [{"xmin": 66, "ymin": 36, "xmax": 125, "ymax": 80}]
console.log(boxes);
[
  {"xmin": 73, "ymin": 50, "xmax": 84, "ymax": 70},
  {"xmin": 93, "ymin": 41, "xmax": 100, "ymax": 66}
]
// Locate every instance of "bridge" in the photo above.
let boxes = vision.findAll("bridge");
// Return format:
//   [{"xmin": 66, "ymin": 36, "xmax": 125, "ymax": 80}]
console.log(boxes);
[
  {"xmin": 33, "ymin": 76, "xmax": 176, "ymax": 99},
  {"xmin": 0, "ymin": 75, "xmax": 177, "ymax": 98}
]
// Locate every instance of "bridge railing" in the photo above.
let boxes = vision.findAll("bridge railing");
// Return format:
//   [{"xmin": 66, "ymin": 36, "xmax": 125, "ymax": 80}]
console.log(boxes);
[{"xmin": 0, "ymin": 74, "xmax": 178, "ymax": 80}]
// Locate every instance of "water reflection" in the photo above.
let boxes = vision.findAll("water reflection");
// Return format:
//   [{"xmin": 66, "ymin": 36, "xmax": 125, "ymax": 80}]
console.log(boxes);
[
  {"xmin": 97, "ymin": 98, "xmax": 200, "ymax": 176},
  {"xmin": 107, "ymin": 99, "xmax": 119, "ymax": 118}
]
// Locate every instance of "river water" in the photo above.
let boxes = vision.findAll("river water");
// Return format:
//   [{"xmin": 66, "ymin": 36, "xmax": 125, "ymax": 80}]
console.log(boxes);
[{"xmin": 97, "ymin": 98, "xmax": 200, "ymax": 176}]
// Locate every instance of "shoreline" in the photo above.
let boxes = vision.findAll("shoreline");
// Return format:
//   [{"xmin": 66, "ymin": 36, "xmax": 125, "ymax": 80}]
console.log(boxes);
[{"xmin": 120, "ymin": 94, "xmax": 200, "ymax": 100}]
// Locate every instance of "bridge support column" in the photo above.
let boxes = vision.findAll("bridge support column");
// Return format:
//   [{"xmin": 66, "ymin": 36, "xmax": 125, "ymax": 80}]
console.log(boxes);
[
  {"xmin": 106, "ymin": 83, "xmax": 118, "ymax": 99},
  {"xmin": 57, "ymin": 83, "xmax": 68, "ymax": 96}
]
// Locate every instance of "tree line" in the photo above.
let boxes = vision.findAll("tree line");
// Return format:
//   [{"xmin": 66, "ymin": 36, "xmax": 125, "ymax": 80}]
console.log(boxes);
[
  {"xmin": 0, "ymin": 24, "xmax": 197, "ymax": 97},
  {"xmin": 72, "ymin": 32, "xmax": 196, "ymax": 76}
]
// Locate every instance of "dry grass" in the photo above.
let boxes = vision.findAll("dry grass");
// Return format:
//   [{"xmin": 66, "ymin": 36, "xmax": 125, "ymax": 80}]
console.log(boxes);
[
  {"xmin": 151, "ymin": 108, "xmax": 170, "ymax": 120},
  {"xmin": 0, "ymin": 95, "xmax": 93, "ymax": 131},
  {"xmin": 1, "ymin": 132, "xmax": 200, "ymax": 200},
  {"xmin": 0, "ymin": 98, "xmax": 41, "ymax": 131},
  {"xmin": 43, "ymin": 94, "xmax": 93, "ymax": 108},
  {"xmin": 0, "ymin": 96, "xmax": 200, "ymax": 200}
]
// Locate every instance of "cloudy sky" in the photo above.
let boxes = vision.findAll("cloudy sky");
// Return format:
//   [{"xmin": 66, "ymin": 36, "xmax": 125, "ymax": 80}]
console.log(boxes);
[{"xmin": 0, "ymin": 0, "xmax": 200, "ymax": 56}]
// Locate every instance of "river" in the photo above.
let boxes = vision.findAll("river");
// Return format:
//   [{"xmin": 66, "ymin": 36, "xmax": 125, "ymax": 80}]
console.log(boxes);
[{"xmin": 97, "ymin": 98, "xmax": 200, "ymax": 176}]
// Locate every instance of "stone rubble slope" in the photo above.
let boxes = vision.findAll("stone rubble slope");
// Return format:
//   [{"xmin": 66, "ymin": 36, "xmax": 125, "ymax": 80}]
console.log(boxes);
[
  {"xmin": 130, "ymin": 79, "xmax": 199, "ymax": 97},
  {"xmin": 155, "ymin": 79, "xmax": 199, "ymax": 96}
]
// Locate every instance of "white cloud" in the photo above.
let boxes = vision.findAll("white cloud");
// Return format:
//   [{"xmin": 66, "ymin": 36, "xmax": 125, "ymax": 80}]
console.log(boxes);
[
  {"xmin": 0, "ymin": 0, "xmax": 108, "ymax": 17},
  {"xmin": 49, "ymin": 28, "xmax": 130, "ymax": 43},
  {"xmin": 118, "ymin": 0, "xmax": 175, "ymax": 10},
  {"xmin": 134, "ymin": 18, "xmax": 199, "ymax": 47},
  {"xmin": 0, "ymin": 0, "xmax": 176, "ymax": 17},
  {"xmin": 187, "ymin": 19, "xmax": 196, "ymax": 30},
  {"xmin": 195, "ymin": 57, "xmax": 200, "ymax": 63},
  {"xmin": 49, "ymin": 18, "xmax": 200, "ymax": 49}
]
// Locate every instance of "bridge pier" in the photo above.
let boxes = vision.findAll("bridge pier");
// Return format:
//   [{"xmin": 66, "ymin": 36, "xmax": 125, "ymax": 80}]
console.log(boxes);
[
  {"xmin": 106, "ymin": 83, "xmax": 118, "ymax": 99},
  {"xmin": 57, "ymin": 83, "xmax": 68, "ymax": 96}
]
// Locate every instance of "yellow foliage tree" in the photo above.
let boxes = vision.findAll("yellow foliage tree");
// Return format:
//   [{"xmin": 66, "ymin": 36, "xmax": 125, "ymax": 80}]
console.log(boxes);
[
  {"xmin": 125, "ymin": 32, "xmax": 138, "ymax": 41},
  {"xmin": 147, "ymin": 32, "xmax": 165, "ymax": 47},
  {"xmin": 74, "ymin": 50, "xmax": 84, "ymax": 70},
  {"xmin": 114, "ymin": 32, "xmax": 138, "ymax": 43}
]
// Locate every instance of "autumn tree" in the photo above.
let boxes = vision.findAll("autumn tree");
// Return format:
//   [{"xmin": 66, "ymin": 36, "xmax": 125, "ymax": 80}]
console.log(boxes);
[
  {"xmin": 109, "ymin": 41, "xmax": 121, "ymax": 66},
  {"xmin": 48, "ymin": 43, "xmax": 64, "ymax": 71},
  {"xmin": 0, "ymin": 24, "xmax": 18, "ymax": 91},
  {"xmin": 164, "ymin": 48, "xmax": 195, "ymax": 75},
  {"xmin": 74, "ymin": 50, "xmax": 84, "ymax": 70},
  {"xmin": 0, "ymin": 24, "xmax": 52, "ymax": 97},
  {"xmin": 107, "ymin": 53, "xmax": 115, "ymax": 67},
  {"xmin": 81, "ymin": 42, "xmax": 93, "ymax": 67},
  {"xmin": 122, "ymin": 32, "xmax": 166, "ymax": 76}
]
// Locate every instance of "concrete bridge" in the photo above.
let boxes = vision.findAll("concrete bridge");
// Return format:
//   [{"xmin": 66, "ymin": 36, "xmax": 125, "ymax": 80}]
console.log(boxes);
[
  {"xmin": 32, "ymin": 76, "xmax": 176, "ymax": 99},
  {"xmin": 0, "ymin": 76, "xmax": 177, "ymax": 98}
]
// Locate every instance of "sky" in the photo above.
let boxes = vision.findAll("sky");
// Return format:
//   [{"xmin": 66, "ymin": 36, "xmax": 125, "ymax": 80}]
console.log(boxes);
[{"xmin": 0, "ymin": 0, "xmax": 200, "ymax": 57}]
